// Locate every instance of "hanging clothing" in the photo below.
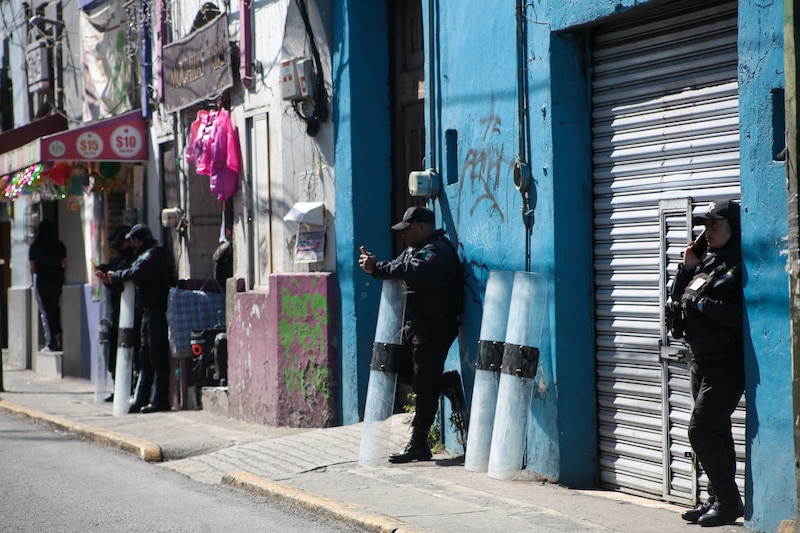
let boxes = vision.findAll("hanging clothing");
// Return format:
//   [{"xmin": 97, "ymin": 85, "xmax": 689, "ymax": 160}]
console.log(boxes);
[
  {"xmin": 185, "ymin": 108, "xmax": 241, "ymax": 201},
  {"xmin": 209, "ymin": 109, "xmax": 240, "ymax": 201}
]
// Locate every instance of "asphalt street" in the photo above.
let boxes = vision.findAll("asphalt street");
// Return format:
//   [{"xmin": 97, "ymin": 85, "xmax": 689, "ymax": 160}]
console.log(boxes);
[{"xmin": 0, "ymin": 367, "xmax": 746, "ymax": 533}]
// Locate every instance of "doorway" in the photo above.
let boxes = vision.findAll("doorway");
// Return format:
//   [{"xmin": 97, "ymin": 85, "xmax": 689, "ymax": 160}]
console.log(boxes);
[{"xmin": 388, "ymin": 0, "xmax": 426, "ymax": 256}]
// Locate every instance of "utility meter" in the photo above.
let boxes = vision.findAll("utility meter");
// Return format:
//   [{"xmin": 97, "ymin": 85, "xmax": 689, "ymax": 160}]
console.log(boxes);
[
  {"xmin": 513, "ymin": 161, "xmax": 531, "ymax": 193},
  {"xmin": 408, "ymin": 169, "xmax": 441, "ymax": 198},
  {"xmin": 161, "ymin": 207, "xmax": 184, "ymax": 228}
]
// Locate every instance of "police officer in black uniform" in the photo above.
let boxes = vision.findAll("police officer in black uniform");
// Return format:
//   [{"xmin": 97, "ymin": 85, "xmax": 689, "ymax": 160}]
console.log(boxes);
[
  {"xmin": 671, "ymin": 199, "xmax": 744, "ymax": 527},
  {"xmin": 359, "ymin": 206, "xmax": 465, "ymax": 463},
  {"xmin": 98, "ymin": 224, "xmax": 173, "ymax": 414}
]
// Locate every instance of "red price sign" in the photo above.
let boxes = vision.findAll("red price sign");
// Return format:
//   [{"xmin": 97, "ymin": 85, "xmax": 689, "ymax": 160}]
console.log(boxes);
[
  {"xmin": 111, "ymin": 125, "xmax": 143, "ymax": 158},
  {"xmin": 77, "ymin": 132, "xmax": 103, "ymax": 159}
]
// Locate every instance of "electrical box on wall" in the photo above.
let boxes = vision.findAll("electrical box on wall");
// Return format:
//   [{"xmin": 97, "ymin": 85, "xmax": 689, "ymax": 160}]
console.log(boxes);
[
  {"xmin": 161, "ymin": 207, "xmax": 184, "ymax": 228},
  {"xmin": 408, "ymin": 169, "xmax": 441, "ymax": 198},
  {"xmin": 281, "ymin": 59, "xmax": 300, "ymax": 100},
  {"xmin": 295, "ymin": 58, "xmax": 313, "ymax": 99},
  {"xmin": 281, "ymin": 57, "xmax": 312, "ymax": 101}
]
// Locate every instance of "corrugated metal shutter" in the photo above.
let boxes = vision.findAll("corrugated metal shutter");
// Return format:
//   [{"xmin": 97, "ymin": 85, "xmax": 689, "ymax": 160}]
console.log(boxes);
[{"xmin": 591, "ymin": 0, "xmax": 744, "ymax": 503}]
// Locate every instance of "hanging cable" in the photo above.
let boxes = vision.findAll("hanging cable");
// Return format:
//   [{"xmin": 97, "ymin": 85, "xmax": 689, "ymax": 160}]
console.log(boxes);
[
  {"xmin": 294, "ymin": 0, "xmax": 328, "ymax": 136},
  {"xmin": 515, "ymin": 0, "xmax": 534, "ymax": 271},
  {"xmin": 427, "ymin": 0, "xmax": 439, "ymax": 170}
]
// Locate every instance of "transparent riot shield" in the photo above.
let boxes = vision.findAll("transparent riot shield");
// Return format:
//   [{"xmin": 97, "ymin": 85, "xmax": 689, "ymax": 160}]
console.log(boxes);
[
  {"xmin": 359, "ymin": 280, "xmax": 406, "ymax": 467},
  {"xmin": 464, "ymin": 270, "xmax": 514, "ymax": 472},
  {"xmin": 487, "ymin": 271, "xmax": 547, "ymax": 480},
  {"xmin": 95, "ymin": 284, "xmax": 111, "ymax": 404},
  {"xmin": 112, "ymin": 282, "xmax": 136, "ymax": 417}
]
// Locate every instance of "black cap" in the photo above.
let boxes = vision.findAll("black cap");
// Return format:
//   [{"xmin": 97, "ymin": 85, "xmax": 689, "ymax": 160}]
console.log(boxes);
[
  {"xmin": 125, "ymin": 223, "xmax": 153, "ymax": 241},
  {"xmin": 692, "ymin": 199, "xmax": 740, "ymax": 225},
  {"xmin": 109, "ymin": 225, "xmax": 132, "ymax": 250},
  {"xmin": 391, "ymin": 206, "xmax": 435, "ymax": 231}
]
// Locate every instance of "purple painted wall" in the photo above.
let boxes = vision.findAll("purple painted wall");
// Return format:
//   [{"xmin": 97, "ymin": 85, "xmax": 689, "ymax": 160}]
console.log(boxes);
[{"xmin": 228, "ymin": 273, "xmax": 338, "ymax": 427}]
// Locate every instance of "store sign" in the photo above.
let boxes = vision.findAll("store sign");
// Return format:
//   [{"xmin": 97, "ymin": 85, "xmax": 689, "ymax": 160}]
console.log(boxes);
[
  {"xmin": 26, "ymin": 40, "xmax": 51, "ymax": 93},
  {"xmin": 162, "ymin": 14, "xmax": 233, "ymax": 113},
  {"xmin": 41, "ymin": 111, "xmax": 148, "ymax": 162},
  {"xmin": 0, "ymin": 140, "xmax": 41, "ymax": 175}
]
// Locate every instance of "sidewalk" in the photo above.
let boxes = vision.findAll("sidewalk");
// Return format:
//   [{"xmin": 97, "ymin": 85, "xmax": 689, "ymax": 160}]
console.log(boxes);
[{"xmin": 0, "ymin": 367, "xmax": 725, "ymax": 533}]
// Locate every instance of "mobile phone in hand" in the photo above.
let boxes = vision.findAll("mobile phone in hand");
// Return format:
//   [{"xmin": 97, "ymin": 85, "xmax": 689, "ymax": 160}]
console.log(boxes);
[{"xmin": 690, "ymin": 231, "xmax": 707, "ymax": 258}]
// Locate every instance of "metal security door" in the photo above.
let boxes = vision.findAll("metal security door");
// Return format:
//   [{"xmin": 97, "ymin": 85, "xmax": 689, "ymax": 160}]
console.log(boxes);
[
  {"xmin": 659, "ymin": 199, "xmax": 696, "ymax": 504},
  {"xmin": 246, "ymin": 114, "xmax": 272, "ymax": 288},
  {"xmin": 591, "ymin": 0, "xmax": 744, "ymax": 503}
]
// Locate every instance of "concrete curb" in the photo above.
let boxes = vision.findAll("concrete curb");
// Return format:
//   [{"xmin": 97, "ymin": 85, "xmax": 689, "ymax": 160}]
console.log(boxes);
[
  {"xmin": 0, "ymin": 398, "xmax": 163, "ymax": 462},
  {"xmin": 222, "ymin": 471, "xmax": 433, "ymax": 533}
]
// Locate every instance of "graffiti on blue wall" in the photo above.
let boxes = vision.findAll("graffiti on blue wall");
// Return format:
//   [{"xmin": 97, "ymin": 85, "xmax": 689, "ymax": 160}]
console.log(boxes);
[{"xmin": 458, "ymin": 99, "xmax": 515, "ymax": 224}]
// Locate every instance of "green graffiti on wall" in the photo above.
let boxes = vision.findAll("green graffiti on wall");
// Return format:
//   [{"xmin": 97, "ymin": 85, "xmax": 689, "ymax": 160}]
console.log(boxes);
[
  {"xmin": 282, "ymin": 353, "xmax": 330, "ymax": 402},
  {"xmin": 278, "ymin": 282, "xmax": 330, "ymax": 404}
]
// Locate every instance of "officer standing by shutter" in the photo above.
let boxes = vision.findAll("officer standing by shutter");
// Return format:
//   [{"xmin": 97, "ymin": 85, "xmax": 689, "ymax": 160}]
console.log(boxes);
[{"xmin": 671, "ymin": 199, "xmax": 745, "ymax": 527}]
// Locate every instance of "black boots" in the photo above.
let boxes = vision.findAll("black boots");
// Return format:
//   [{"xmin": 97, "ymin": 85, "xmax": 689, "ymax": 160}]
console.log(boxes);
[
  {"xmin": 697, "ymin": 499, "xmax": 744, "ymax": 527},
  {"xmin": 128, "ymin": 401, "xmax": 147, "ymax": 413},
  {"xmin": 681, "ymin": 497, "xmax": 715, "ymax": 523},
  {"xmin": 389, "ymin": 428, "xmax": 432, "ymax": 464},
  {"xmin": 388, "ymin": 370, "xmax": 469, "ymax": 464},
  {"xmin": 140, "ymin": 402, "xmax": 170, "ymax": 414},
  {"xmin": 682, "ymin": 494, "xmax": 744, "ymax": 527}
]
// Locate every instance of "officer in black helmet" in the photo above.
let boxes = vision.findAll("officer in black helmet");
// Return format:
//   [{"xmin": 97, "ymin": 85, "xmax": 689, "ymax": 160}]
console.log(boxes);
[
  {"xmin": 97, "ymin": 224, "xmax": 173, "ymax": 413},
  {"xmin": 671, "ymin": 199, "xmax": 745, "ymax": 527}
]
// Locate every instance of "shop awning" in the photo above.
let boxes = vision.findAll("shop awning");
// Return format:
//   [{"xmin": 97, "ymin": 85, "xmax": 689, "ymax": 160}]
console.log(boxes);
[
  {"xmin": 0, "ymin": 114, "xmax": 67, "ymax": 153},
  {"xmin": 0, "ymin": 114, "xmax": 68, "ymax": 175},
  {"xmin": 0, "ymin": 111, "xmax": 148, "ymax": 177},
  {"xmin": 41, "ymin": 110, "xmax": 148, "ymax": 163}
]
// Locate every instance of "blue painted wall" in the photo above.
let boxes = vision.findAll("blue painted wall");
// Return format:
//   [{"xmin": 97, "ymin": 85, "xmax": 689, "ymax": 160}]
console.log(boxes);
[
  {"xmin": 332, "ymin": 0, "xmax": 796, "ymax": 526},
  {"xmin": 429, "ymin": 0, "xmax": 603, "ymax": 486},
  {"xmin": 332, "ymin": 1, "xmax": 392, "ymax": 425},
  {"xmin": 737, "ymin": 1, "xmax": 795, "ymax": 531}
]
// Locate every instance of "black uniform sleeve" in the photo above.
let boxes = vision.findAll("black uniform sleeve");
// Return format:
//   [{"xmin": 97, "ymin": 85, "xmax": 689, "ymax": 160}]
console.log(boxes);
[
  {"xmin": 372, "ymin": 241, "xmax": 454, "ymax": 290},
  {"xmin": 671, "ymin": 263, "xmax": 694, "ymax": 301},
  {"xmin": 109, "ymin": 248, "xmax": 160, "ymax": 285},
  {"xmin": 698, "ymin": 264, "xmax": 743, "ymax": 330}
]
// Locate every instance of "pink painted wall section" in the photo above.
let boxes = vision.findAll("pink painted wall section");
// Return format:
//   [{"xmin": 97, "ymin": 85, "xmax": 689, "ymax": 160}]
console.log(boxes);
[
  {"xmin": 227, "ymin": 292, "xmax": 275, "ymax": 424},
  {"xmin": 227, "ymin": 273, "xmax": 338, "ymax": 427}
]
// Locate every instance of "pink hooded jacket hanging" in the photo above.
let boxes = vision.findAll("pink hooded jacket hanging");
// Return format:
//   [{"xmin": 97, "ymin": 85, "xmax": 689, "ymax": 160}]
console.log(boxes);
[
  {"xmin": 208, "ymin": 109, "xmax": 240, "ymax": 201},
  {"xmin": 185, "ymin": 108, "xmax": 241, "ymax": 200}
]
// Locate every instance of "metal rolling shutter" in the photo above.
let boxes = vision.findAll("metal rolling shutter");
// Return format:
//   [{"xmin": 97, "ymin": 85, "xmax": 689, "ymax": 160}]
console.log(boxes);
[{"xmin": 591, "ymin": 0, "xmax": 744, "ymax": 501}]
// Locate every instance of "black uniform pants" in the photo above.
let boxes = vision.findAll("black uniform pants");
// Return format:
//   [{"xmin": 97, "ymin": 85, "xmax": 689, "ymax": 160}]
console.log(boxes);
[
  {"xmin": 35, "ymin": 282, "xmax": 62, "ymax": 349},
  {"xmin": 689, "ymin": 359, "xmax": 744, "ymax": 505},
  {"xmin": 133, "ymin": 307, "xmax": 170, "ymax": 406},
  {"xmin": 398, "ymin": 318, "xmax": 458, "ymax": 433}
]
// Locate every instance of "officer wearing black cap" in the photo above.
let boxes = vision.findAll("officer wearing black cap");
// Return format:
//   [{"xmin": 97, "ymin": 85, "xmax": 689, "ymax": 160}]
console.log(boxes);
[
  {"xmin": 671, "ymin": 199, "xmax": 744, "ymax": 526},
  {"xmin": 359, "ymin": 206, "xmax": 466, "ymax": 463},
  {"xmin": 97, "ymin": 223, "xmax": 173, "ymax": 413}
]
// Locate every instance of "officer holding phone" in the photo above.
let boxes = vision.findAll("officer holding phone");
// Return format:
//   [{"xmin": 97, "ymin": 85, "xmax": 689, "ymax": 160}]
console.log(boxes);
[
  {"xmin": 671, "ymin": 199, "xmax": 744, "ymax": 527},
  {"xmin": 358, "ymin": 206, "xmax": 466, "ymax": 464}
]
